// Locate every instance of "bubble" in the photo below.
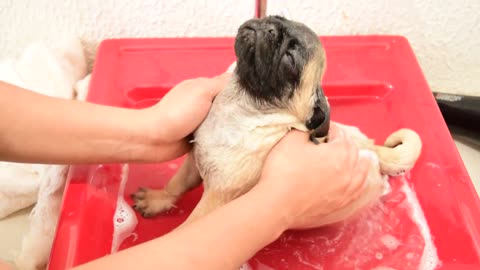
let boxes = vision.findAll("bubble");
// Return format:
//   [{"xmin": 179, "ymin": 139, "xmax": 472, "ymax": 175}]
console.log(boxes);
[
  {"xmin": 400, "ymin": 180, "xmax": 440, "ymax": 270},
  {"xmin": 239, "ymin": 263, "xmax": 252, "ymax": 270},
  {"xmin": 111, "ymin": 164, "xmax": 138, "ymax": 253},
  {"xmin": 381, "ymin": 234, "xmax": 400, "ymax": 250},
  {"xmin": 168, "ymin": 163, "xmax": 179, "ymax": 170}
]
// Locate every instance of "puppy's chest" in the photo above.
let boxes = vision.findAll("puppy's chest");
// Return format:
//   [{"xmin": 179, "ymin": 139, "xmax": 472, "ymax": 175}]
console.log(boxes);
[{"xmin": 192, "ymin": 102, "xmax": 302, "ymax": 186}]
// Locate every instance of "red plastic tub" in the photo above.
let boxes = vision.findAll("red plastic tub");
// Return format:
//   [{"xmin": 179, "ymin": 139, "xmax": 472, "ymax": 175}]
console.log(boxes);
[{"xmin": 49, "ymin": 36, "xmax": 480, "ymax": 270}]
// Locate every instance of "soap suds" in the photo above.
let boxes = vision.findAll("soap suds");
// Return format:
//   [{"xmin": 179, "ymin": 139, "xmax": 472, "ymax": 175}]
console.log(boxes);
[
  {"xmin": 111, "ymin": 164, "xmax": 138, "ymax": 253},
  {"xmin": 425, "ymin": 162, "xmax": 441, "ymax": 169},
  {"xmin": 400, "ymin": 180, "xmax": 440, "ymax": 270},
  {"xmin": 168, "ymin": 163, "xmax": 179, "ymax": 170},
  {"xmin": 293, "ymin": 251, "xmax": 324, "ymax": 270},
  {"xmin": 248, "ymin": 177, "xmax": 439, "ymax": 270},
  {"xmin": 381, "ymin": 234, "xmax": 400, "ymax": 250},
  {"xmin": 239, "ymin": 263, "xmax": 252, "ymax": 270}
]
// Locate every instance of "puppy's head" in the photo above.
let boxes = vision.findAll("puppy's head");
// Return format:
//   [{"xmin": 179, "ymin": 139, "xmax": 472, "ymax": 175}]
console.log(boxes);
[{"xmin": 234, "ymin": 16, "xmax": 330, "ymax": 140}]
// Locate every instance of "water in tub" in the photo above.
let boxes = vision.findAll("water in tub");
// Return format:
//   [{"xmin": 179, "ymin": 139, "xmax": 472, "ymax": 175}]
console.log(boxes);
[
  {"xmin": 113, "ymin": 165, "xmax": 439, "ymax": 270},
  {"xmin": 242, "ymin": 173, "xmax": 439, "ymax": 270}
]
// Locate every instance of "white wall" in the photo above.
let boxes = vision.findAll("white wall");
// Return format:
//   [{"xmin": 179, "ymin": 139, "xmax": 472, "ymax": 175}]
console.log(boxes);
[
  {"xmin": 0, "ymin": 0, "xmax": 255, "ymax": 66},
  {"xmin": 0, "ymin": 0, "xmax": 478, "ymax": 95},
  {"xmin": 267, "ymin": 0, "xmax": 480, "ymax": 96}
]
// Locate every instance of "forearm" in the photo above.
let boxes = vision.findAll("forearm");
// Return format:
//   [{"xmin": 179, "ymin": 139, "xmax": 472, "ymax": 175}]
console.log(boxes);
[
  {"xmin": 75, "ymin": 186, "xmax": 289, "ymax": 270},
  {"xmin": 0, "ymin": 81, "xmax": 181, "ymax": 164}
]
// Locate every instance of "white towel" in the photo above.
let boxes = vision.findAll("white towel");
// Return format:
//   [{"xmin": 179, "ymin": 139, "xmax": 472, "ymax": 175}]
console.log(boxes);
[{"xmin": 0, "ymin": 38, "xmax": 88, "ymax": 270}]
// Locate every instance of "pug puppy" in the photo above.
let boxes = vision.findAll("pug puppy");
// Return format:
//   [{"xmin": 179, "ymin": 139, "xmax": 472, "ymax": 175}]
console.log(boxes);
[{"xmin": 132, "ymin": 16, "xmax": 422, "ymax": 226}]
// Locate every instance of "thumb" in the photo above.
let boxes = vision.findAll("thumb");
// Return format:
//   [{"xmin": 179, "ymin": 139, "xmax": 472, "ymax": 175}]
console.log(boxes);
[
  {"xmin": 205, "ymin": 72, "xmax": 231, "ymax": 100},
  {"xmin": 326, "ymin": 123, "xmax": 345, "ymax": 143}
]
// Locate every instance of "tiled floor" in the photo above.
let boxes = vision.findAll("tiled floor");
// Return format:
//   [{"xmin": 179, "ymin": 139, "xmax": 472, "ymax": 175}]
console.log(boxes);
[{"xmin": 0, "ymin": 134, "xmax": 479, "ymax": 269}]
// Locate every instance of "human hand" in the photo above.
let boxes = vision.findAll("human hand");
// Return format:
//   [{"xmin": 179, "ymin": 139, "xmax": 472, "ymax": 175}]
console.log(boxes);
[
  {"xmin": 140, "ymin": 73, "xmax": 231, "ymax": 159},
  {"xmin": 257, "ymin": 123, "xmax": 370, "ymax": 230}
]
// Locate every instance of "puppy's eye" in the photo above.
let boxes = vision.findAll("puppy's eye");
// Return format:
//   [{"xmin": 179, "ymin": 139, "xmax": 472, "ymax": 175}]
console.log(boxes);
[
  {"xmin": 288, "ymin": 40, "xmax": 298, "ymax": 51},
  {"xmin": 281, "ymin": 52, "xmax": 298, "ymax": 78},
  {"xmin": 266, "ymin": 27, "xmax": 278, "ymax": 40}
]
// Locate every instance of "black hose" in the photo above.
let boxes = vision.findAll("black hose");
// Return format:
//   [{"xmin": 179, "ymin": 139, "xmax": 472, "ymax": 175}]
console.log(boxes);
[{"xmin": 433, "ymin": 92, "xmax": 480, "ymax": 140}]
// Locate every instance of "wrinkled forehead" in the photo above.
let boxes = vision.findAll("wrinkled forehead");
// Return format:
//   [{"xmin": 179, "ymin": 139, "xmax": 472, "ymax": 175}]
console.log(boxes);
[{"xmin": 265, "ymin": 16, "xmax": 320, "ymax": 51}]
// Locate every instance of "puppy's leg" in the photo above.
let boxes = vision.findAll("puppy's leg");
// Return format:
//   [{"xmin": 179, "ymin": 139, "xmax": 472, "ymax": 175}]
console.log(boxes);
[{"xmin": 132, "ymin": 154, "xmax": 201, "ymax": 218}]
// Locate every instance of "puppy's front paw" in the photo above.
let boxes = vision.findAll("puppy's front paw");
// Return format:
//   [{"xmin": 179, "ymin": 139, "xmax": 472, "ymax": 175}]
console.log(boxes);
[{"xmin": 131, "ymin": 188, "xmax": 177, "ymax": 218}]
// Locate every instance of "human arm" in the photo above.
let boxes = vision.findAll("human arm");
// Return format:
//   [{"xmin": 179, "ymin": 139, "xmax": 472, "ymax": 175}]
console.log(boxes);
[
  {"xmin": 74, "ymin": 124, "xmax": 370, "ymax": 270},
  {"xmin": 0, "ymin": 75, "xmax": 229, "ymax": 164}
]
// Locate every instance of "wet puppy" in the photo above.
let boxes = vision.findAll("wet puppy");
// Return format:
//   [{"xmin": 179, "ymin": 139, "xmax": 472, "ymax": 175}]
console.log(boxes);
[{"xmin": 132, "ymin": 16, "xmax": 421, "ymax": 226}]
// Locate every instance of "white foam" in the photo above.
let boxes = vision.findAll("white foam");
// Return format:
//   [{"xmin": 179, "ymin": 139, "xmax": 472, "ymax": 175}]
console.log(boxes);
[
  {"xmin": 111, "ymin": 164, "xmax": 138, "ymax": 253},
  {"xmin": 168, "ymin": 163, "xmax": 179, "ymax": 170},
  {"xmin": 381, "ymin": 175, "xmax": 391, "ymax": 196},
  {"xmin": 239, "ymin": 263, "xmax": 252, "ymax": 270},
  {"xmin": 425, "ymin": 162, "xmax": 441, "ymax": 169},
  {"xmin": 380, "ymin": 234, "xmax": 400, "ymax": 251},
  {"xmin": 359, "ymin": 149, "xmax": 380, "ymax": 164},
  {"xmin": 400, "ymin": 178, "xmax": 440, "ymax": 269},
  {"xmin": 293, "ymin": 250, "xmax": 324, "ymax": 270}
]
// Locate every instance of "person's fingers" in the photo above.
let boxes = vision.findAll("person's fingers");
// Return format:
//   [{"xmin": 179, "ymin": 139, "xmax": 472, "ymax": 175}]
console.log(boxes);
[
  {"xmin": 326, "ymin": 123, "xmax": 343, "ymax": 142},
  {"xmin": 215, "ymin": 71, "xmax": 234, "ymax": 78},
  {"xmin": 274, "ymin": 130, "xmax": 311, "ymax": 153},
  {"xmin": 176, "ymin": 77, "xmax": 207, "ymax": 89},
  {"xmin": 283, "ymin": 130, "xmax": 310, "ymax": 143},
  {"xmin": 0, "ymin": 260, "xmax": 13, "ymax": 270},
  {"xmin": 203, "ymin": 73, "xmax": 232, "ymax": 100},
  {"xmin": 156, "ymin": 140, "xmax": 192, "ymax": 162},
  {"xmin": 318, "ymin": 130, "xmax": 358, "ymax": 171},
  {"xmin": 171, "ymin": 73, "xmax": 229, "ymax": 99},
  {"xmin": 343, "ymin": 156, "xmax": 370, "ymax": 201},
  {"xmin": 344, "ymin": 135, "xmax": 359, "ymax": 171}
]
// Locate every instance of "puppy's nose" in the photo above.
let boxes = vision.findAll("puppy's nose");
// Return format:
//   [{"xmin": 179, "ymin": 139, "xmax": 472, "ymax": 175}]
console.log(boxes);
[
  {"xmin": 238, "ymin": 20, "xmax": 260, "ymax": 44},
  {"xmin": 263, "ymin": 24, "xmax": 278, "ymax": 39},
  {"xmin": 238, "ymin": 28, "xmax": 255, "ymax": 45}
]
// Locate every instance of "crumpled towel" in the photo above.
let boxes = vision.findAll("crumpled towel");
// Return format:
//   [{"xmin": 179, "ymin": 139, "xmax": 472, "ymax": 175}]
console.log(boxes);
[{"xmin": 0, "ymin": 38, "xmax": 89, "ymax": 270}]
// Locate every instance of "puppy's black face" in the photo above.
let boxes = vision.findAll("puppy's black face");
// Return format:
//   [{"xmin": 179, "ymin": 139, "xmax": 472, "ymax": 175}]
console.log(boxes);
[
  {"xmin": 235, "ymin": 16, "xmax": 315, "ymax": 103},
  {"xmin": 234, "ymin": 16, "xmax": 330, "ymax": 138}
]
